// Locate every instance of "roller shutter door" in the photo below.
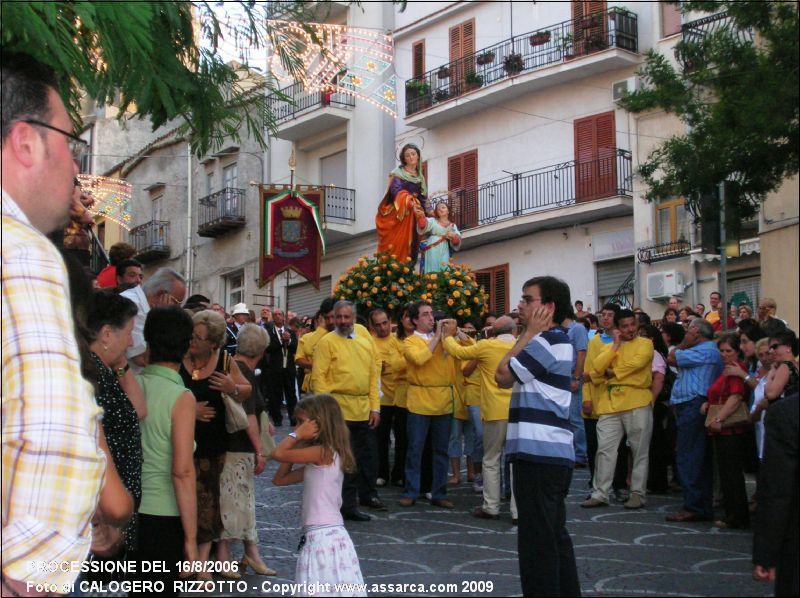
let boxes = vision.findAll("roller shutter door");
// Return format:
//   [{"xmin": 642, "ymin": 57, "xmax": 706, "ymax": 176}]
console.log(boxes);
[
  {"xmin": 596, "ymin": 258, "xmax": 635, "ymax": 307},
  {"xmin": 287, "ymin": 277, "xmax": 331, "ymax": 319}
]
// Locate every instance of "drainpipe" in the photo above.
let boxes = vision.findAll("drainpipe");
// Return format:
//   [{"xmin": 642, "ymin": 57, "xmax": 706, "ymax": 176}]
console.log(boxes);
[{"xmin": 185, "ymin": 141, "xmax": 193, "ymax": 294}]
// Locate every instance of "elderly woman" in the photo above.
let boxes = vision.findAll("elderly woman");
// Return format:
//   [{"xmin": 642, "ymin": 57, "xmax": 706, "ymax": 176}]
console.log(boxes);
[
  {"xmin": 179, "ymin": 309, "xmax": 251, "ymax": 577},
  {"xmin": 701, "ymin": 334, "xmax": 750, "ymax": 530},
  {"xmin": 737, "ymin": 304, "xmax": 754, "ymax": 323},
  {"xmin": 85, "ymin": 292, "xmax": 144, "ymax": 560},
  {"xmin": 136, "ymin": 306, "xmax": 199, "ymax": 587},
  {"xmin": 216, "ymin": 323, "xmax": 277, "ymax": 577}
]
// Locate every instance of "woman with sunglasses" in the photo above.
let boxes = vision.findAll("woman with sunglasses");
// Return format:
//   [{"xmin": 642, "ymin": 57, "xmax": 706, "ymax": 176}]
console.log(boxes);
[{"xmin": 764, "ymin": 329, "xmax": 799, "ymax": 401}]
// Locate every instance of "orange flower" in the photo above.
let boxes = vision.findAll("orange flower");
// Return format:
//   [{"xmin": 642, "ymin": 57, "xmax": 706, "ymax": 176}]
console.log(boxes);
[
  {"xmin": 382, "ymin": 286, "xmax": 387, "ymax": 292},
  {"xmin": 374, "ymin": 276, "xmax": 381, "ymax": 283},
  {"xmin": 457, "ymin": 309, "xmax": 464, "ymax": 316},
  {"xmin": 398, "ymin": 290, "xmax": 404, "ymax": 297},
  {"xmin": 453, "ymin": 291, "xmax": 461, "ymax": 298},
  {"xmin": 371, "ymin": 287, "xmax": 378, "ymax": 294},
  {"xmin": 449, "ymin": 279, "xmax": 456, "ymax": 286},
  {"xmin": 464, "ymin": 290, "xmax": 471, "ymax": 296},
  {"xmin": 447, "ymin": 299, "xmax": 454, "ymax": 306},
  {"xmin": 464, "ymin": 308, "xmax": 471, "ymax": 315},
  {"xmin": 456, "ymin": 281, "xmax": 463, "ymax": 287},
  {"xmin": 362, "ymin": 283, "xmax": 369, "ymax": 289},
  {"xmin": 366, "ymin": 300, "xmax": 373, "ymax": 307}
]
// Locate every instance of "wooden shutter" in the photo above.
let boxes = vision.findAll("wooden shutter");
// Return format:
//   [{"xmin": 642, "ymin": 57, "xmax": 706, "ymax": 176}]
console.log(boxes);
[
  {"xmin": 450, "ymin": 19, "xmax": 476, "ymax": 93},
  {"xmin": 474, "ymin": 264, "xmax": 509, "ymax": 315},
  {"xmin": 574, "ymin": 111, "xmax": 616, "ymax": 202},
  {"xmin": 572, "ymin": 0, "xmax": 607, "ymax": 55},
  {"xmin": 662, "ymin": 3, "xmax": 682, "ymax": 37},
  {"xmin": 447, "ymin": 150, "xmax": 478, "ymax": 230},
  {"xmin": 412, "ymin": 40, "xmax": 425, "ymax": 79},
  {"xmin": 449, "ymin": 24, "xmax": 462, "ymax": 64}
]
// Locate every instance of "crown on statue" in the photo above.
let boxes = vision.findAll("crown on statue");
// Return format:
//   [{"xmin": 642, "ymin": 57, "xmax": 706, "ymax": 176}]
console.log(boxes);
[{"xmin": 281, "ymin": 205, "xmax": 302, "ymax": 219}]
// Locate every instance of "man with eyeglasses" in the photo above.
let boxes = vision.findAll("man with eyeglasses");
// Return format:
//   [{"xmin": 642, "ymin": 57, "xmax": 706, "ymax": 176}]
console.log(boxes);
[
  {"xmin": 1, "ymin": 53, "xmax": 102, "ymax": 596},
  {"xmin": 121, "ymin": 267, "xmax": 187, "ymax": 372}
]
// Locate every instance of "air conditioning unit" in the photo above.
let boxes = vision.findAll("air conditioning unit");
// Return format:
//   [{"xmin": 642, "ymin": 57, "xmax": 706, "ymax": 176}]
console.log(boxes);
[
  {"xmin": 646, "ymin": 270, "xmax": 685, "ymax": 300},
  {"xmin": 612, "ymin": 76, "xmax": 639, "ymax": 103}
]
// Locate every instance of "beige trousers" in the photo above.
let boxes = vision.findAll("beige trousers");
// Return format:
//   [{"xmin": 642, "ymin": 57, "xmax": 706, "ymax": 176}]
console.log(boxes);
[
  {"xmin": 482, "ymin": 419, "xmax": 517, "ymax": 518},
  {"xmin": 592, "ymin": 405, "xmax": 653, "ymax": 503}
]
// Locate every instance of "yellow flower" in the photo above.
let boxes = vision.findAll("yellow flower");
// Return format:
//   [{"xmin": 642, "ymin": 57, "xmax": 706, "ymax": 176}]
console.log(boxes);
[
  {"xmin": 398, "ymin": 290, "xmax": 404, "ymax": 297},
  {"xmin": 449, "ymin": 279, "xmax": 456, "ymax": 286},
  {"xmin": 447, "ymin": 299, "xmax": 454, "ymax": 306},
  {"xmin": 371, "ymin": 287, "xmax": 378, "ymax": 294},
  {"xmin": 464, "ymin": 290, "xmax": 471, "ymax": 296},
  {"xmin": 407, "ymin": 285, "xmax": 414, "ymax": 292},
  {"xmin": 474, "ymin": 297, "xmax": 480, "ymax": 303},
  {"xmin": 373, "ymin": 266, "xmax": 380, "ymax": 272},
  {"xmin": 398, "ymin": 277, "xmax": 405, "ymax": 284},
  {"xmin": 403, "ymin": 267, "xmax": 410, "ymax": 274},
  {"xmin": 431, "ymin": 273, "xmax": 438, "ymax": 280},
  {"xmin": 347, "ymin": 278, "xmax": 354, "ymax": 285},
  {"xmin": 426, "ymin": 284, "xmax": 432, "ymax": 290},
  {"xmin": 455, "ymin": 270, "xmax": 462, "ymax": 276},
  {"xmin": 465, "ymin": 308, "xmax": 471, "ymax": 315},
  {"xmin": 362, "ymin": 283, "xmax": 369, "ymax": 289},
  {"xmin": 453, "ymin": 290, "xmax": 461, "ymax": 298},
  {"xmin": 374, "ymin": 276, "xmax": 381, "ymax": 283},
  {"xmin": 391, "ymin": 254, "xmax": 397, "ymax": 260},
  {"xmin": 456, "ymin": 281, "xmax": 463, "ymax": 287},
  {"xmin": 457, "ymin": 309, "xmax": 464, "ymax": 316}
]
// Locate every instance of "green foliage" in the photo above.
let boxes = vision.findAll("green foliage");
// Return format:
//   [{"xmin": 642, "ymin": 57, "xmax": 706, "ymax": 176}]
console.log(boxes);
[
  {"xmin": 620, "ymin": 1, "xmax": 798, "ymax": 218},
  {"xmin": 334, "ymin": 253, "xmax": 422, "ymax": 317}
]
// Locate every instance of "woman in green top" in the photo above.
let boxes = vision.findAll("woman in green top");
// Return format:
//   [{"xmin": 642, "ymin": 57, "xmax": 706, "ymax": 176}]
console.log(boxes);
[{"xmin": 136, "ymin": 306, "xmax": 199, "ymax": 588}]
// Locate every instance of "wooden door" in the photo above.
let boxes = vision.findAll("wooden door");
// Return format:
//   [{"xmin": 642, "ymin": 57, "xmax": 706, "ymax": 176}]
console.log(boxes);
[{"xmin": 574, "ymin": 111, "xmax": 616, "ymax": 201}]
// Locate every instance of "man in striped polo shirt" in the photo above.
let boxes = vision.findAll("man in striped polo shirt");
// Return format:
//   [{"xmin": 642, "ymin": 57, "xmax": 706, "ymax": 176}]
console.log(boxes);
[{"xmin": 496, "ymin": 276, "xmax": 580, "ymax": 597}]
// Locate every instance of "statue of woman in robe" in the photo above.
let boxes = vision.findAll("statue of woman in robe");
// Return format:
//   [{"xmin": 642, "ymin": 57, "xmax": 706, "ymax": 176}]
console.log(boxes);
[
  {"xmin": 375, "ymin": 144, "xmax": 428, "ymax": 264},
  {"xmin": 417, "ymin": 199, "xmax": 461, "ymax": 273}
]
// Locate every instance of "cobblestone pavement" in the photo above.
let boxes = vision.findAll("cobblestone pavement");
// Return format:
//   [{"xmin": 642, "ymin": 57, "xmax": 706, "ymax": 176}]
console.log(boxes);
[{"xmin": 210, "ymin": 426, "xmax": 769, "ymax": 597}]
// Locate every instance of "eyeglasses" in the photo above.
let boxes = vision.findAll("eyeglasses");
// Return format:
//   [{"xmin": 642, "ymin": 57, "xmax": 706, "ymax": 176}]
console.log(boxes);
[
  {"xmin": 191, "ymin": 334, "xmax": 209, "ymax": 343},
  {"xmin": 167, "ymin": 293, "xmax": 183, "ymax": 305},
  {"xmin": 18, "ymin": 119, "xmax": 89, "ymax": 163}
]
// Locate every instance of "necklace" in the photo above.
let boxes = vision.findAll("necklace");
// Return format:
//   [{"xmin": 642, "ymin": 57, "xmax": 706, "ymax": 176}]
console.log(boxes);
[{"xmin": 189, "ymin": 354, "xmax": 212, "ymax": 381}]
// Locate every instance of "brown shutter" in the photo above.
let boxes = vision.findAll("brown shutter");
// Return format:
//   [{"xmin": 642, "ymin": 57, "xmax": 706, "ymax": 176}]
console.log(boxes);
[
  {"xmin": 449, "ymin": 24, "xmax": 462, "ymax": 64},
  {"xmin": 448, "ymin": 150, "xmax": 478, "ymax": 230},
  {"xmin": 662, "ymin": 2, "xmax": 682, "ymax": 37},
  {"xmin": 475, "ymin": 270, "xmax": 492, "ymax": 311},
  {"xmin": 412, "ymin": 40, "xmax": 425, "ymax": 79},
  {"xmin": 462, "ymin": 19, "xmax": 475, "ymax": 57},
  {"xmin": 573, "ymin": 1, "xmax": 607, "ymax": 54},
  {"xmin": 474, "ymin": 264, "xmax": 509, "ymax": 315},
  {"xmin": 574, "ymin": 111, "xmax": 616, "ymax": 201}
]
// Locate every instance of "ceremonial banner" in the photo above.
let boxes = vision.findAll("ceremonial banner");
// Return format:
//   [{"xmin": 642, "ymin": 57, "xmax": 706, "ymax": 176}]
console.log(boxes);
[{"xmin": 259, "ymin": 185, "xmax": 325, "ymax": 288}]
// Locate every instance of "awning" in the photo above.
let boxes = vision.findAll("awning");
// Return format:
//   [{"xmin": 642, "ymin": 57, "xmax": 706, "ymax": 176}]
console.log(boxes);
[{"xmin": 690, "ymin": 238, "xmax": 760, "ymax": 262}]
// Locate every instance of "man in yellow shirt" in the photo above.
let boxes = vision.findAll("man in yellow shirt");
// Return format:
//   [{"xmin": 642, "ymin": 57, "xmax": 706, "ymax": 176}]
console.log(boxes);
[
  {"xmin": 399, "ymin": 301, "xmax": 457, "ymax": 508},
  {"xmin": 443, "ymin": 316, "xmax": 516, "ymax": 521},
  {"xmin": 312, "ymin": 300, "xmax": 382, "ymax": 520},
  {"xmin": 370, "ymin": 308, "xmax": 408, "ymax": 488},
  {"xmin": 581, "ymin": 309, "xmax": 654, "ymax": 510},
  {"xmin": 295, "ymin": 297, "xmax": 336, "ymax": 395}
]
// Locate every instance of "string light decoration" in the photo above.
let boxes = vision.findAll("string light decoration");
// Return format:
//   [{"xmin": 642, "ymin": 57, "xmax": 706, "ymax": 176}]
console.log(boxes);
[
  {"xmin": 265, "ymin": 19, "xmax": 397, "ymax": 116},
  {"xmin": 76, "ymin": 174, "xmax": 133, "ymax": 231}
]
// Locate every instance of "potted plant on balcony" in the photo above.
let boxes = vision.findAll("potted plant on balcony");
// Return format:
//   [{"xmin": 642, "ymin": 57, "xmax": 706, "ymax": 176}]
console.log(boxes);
[
  {"xmin": 529, "ymin": 31, "xmax": 552, "ymax": 46},
  {"xmin": 464, "ymin": 71, "xmax": 484, "ymax": 91},
  {"xmin": 437, "ymin": 66, "xmax": 451, "ymax": 80},
  {"xmin": 502, "ymin": 53, "xmax": 524, "ymax": 75},
  {"xmin": 405, "ymin": 78, "xmax": 432, "ymax": 110},
  {"xmin": 476, "ymin": 51, "xmax": 496, "ymax": 66},
  {"xmin": 580, "ymin": 14, "xmax": 601, "ymax": 29},
  {"xmin": 584, "ymin": 33, "xmax": 607, "ymax": 53},
  {"xmin": 434, "ymin": 88, "xmax": 451, "ymax": 103},
  {"xmin": 560, "ymin": 33, "xmax": 575, "ymax": 59}
]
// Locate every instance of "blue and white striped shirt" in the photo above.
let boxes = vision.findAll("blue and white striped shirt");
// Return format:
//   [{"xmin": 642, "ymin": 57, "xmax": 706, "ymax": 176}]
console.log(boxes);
[{"xmin": 506, "ymin": 327, "xmax": 575, "ymax": 467}]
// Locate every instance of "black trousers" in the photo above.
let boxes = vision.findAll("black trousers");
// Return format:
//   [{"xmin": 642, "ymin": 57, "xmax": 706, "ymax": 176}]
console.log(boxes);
[
  {"xmin": 342, "ymin": 420, "xmax": 379, "ymax": 513},
  {"xmin": 262, "ymin": 369, "xmax": 297, "ymax": 425},
  {"xmin": 377, "ymin": 405, "xmax": 407, "ymax": 484},
  {"xmin": 514, "ymin": 460, "xmax": 581, "ymax": 597},
  {"xmin": 135, "ymin": 514, "xmax": 183, "ymax": 592},
  {"xmin": 648, "ymin": 400, "xmax": 673, "ymax": 493},
  {"xmin": 714, "ymin": 433, "xmax": 750, "ymax": 528}
]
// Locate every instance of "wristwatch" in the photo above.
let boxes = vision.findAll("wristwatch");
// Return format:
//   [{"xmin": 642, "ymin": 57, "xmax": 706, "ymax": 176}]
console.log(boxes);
[
  {"xmin": 115, "ymin": 364, "xmax": 130, "ymax": 377},
  {"xmin": 232, "ymin": 385, "xmax": 240, "ymax": 397},
  {"xmin": 288, "ymin": 432, "xmax": 298, "ymax": 439}
]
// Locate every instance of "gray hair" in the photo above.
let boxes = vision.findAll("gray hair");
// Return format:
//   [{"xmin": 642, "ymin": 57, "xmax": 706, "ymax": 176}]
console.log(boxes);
[
  {"xmin": 334, "ymin": 300, "xmax": 354, "ymax": 313},
  {"xmin": 192, "ymin": 309, "xmax": 227, "ymax": 348},
  {"xmin": 689, "ymin": 318, "xmax": 714, "ymax": 340},
  {"xmin": 236, "ymin": 323, "xmax": 269, "ymax": 358},
  {"xmin": 142, "ymin": 267, "xmax": 186, "ymax": 297},
  {"xmin": 492, "ymin": 316, "xmax": 515, "ymax": 336}
]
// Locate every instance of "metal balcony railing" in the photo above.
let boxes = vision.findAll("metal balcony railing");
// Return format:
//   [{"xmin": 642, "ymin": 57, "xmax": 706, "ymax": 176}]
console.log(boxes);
[
  {"xmin": 608, "ymin": 271, "xmax": 635, "ymax": 308},
  {"xmin": 266, "ymin": 81, "xmax": 356, "ymax": 125},
  {"xmin": 432, "ymin": 149, "xmax": 633, "ymax": 232},
  {"xmin": 324, "ymin": 186, "xmax": 355, "ymax": 222},
  {"xmin": 637, "ymin": 240, "xmax": 692, "ymax": 264},
  {"xmin": 130, "ymin": 220, "xmax": 170, "ymax": 262},
  {"xmin": 89, "ymin": 231, "xmax": 110, "ymax": 275},
  {"xmin": 406, "ymin": 7, "xmax": 638, "ymax": 116},
  {"xmin": 678, "ymin": 12, "xmax": 754, "ymax": 69},
  {"xmin": 197, "ymin": 188, "xmax": 246, "ymax": 237}
]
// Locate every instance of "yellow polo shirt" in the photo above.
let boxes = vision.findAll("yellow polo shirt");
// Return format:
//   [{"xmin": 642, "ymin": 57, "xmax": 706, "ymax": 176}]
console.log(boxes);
[
  {"xmin": 296, "ymin": 326, "xmax": 328, "ymax": 393},
  {"xmin": 311, "ymin": 329, "xmax": 380, "ymax": 421},
  {"xmin": 373, "ymin": 334, "xmax": 407, "ymax": 407},
  {"xmin": 442, "ymin": 335, "xmax": 514, "ymax": 421},
  {"xmin": 590, "ymin": 336, "xmax": 654, "ymax": 415},
  {"xmin": 402, "ymin": 333, "xmax": 456, "ymax": 416},
  {"xmin": 583, "ymin": 334, "xmax": 609, "ymax": 419}
]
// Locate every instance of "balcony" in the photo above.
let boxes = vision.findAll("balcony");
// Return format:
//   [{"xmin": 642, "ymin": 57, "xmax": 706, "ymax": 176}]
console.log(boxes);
[
  {"xmin": 637, "ymin": 240, "xmax": 692, "ymax": 264},
  {"xmin": 130, "ymin": 221, "xmax": 170, "ymax": 263},
  {"xmin": 434, "ymin": 149, "xmax": 633, "ymax": 248},
  {"xmin": 266, "ymin": 82, "xmax": 355, "ymax": 141},
  {"xmin": 678, "ymin": 12, "xmax": 754, "ymax": 69},
  {"xmin": 406, "ymin": 7, "xmax": 639, "ymax": 129},
  {"xmin": 197, "ymin": 188, "xmax": 246, "ymax": 238},
  {"xmin": 266, "ymin": 184, "xmax": 356, "ymax": 243}
]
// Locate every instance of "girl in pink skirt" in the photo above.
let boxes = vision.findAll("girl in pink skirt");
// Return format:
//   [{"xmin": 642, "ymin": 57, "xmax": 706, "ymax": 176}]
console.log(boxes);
[{"xmin": 273, "ymin": 395, "xmax": 367, "ymax": 597}]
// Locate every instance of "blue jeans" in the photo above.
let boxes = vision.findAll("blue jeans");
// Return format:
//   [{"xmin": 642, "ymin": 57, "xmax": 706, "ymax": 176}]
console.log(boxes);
[
  {"xmin": 468, "ymin": 405, "xmax": 484, "ymax": 461},
  {"xmin": 569, "ymin": 390, "xmax": 588, "ymax": 462},
  {"xmin": 404, "ymin": 412, "xmax": 450, "ymax": 500},
  {"xmin": 674, "ymin": 396, "xmax": 713, "ymax": 517},
  {"xmin": 448, "ymin": 417, "xmax": 475, "ymax": 458}
]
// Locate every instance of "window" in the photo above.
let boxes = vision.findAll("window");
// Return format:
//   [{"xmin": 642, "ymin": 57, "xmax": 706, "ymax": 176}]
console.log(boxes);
[
  {"xmin": 474, "ymin": 264, "xmax": 509, "ymax": 315},
  {"xmin": 151, "ymin": 195, "xmax": 163, "ymax": 222},
  {"xmin": 574, "ymin": 111, "xmax": 616, "ymax": 202},
  {"xmin": 661, "ymin": 2, "xmax": 682, "ymax": 37},
  {"xmin": 226, "ymin": 270, "xmax": 245, "ymax": 309},
  {"xmin": 412, "ymin": 40, "xmax": 425, "ymax": 79},
  {"xmin": 206, "ymin": 170, "xmax": 214, "ymax": 196},
  {"xmin": 447, "ymin": 150, "xmax": 478, "ymax": 229},
  {"xmin": 449, "ymin": 19, "xmax": 475, "ymax": 84},
  {"xmin": 223, "ymin": 163, "xmax": 238, "ymax": 189},
  {"xmin": 656, "ymin": 198, "xmax": 690, "ymax": 244}
]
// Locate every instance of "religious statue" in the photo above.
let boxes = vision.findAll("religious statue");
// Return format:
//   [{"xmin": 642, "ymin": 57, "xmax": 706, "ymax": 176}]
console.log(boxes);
[
  {"xmin": 418, "ymin": 199, "xmax": 461, "ymax": 274},
  {"xmin": 375, "ymin": 143, "xmax": 427, "ymax": 264}
]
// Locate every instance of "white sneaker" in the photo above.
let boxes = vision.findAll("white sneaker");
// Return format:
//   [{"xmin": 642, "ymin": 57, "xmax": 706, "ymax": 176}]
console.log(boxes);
[
  {"xmin": 424, "ymin": 492, "xmax": 432, "ymax": 501},
  {"xmin": 376, "ymin": 478, "xmax": 387, "ymax": 487}
]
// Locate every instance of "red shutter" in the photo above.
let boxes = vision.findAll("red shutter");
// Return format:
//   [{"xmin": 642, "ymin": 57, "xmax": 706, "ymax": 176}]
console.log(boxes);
[
  {"xmin": 572, "ymin": 1, "xmax": 607, "ymax": 55},
  {"xmin": 461, "ymin": 150, "xmax": 478, "ymax": 229},
  {"xmin": 474, "ymin": 264, "xmax": 509, "ymax": 315},
  {"xmin": 662, "ymin": 3, "xmax": 682, "ymax": 37},
  {"xmin": 574, "ymin": 111, "xmax": 616, "ymax": 201},
  {"xmin": 412, "ymin": 40, "xmax": 425, "ymax": 79}
]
